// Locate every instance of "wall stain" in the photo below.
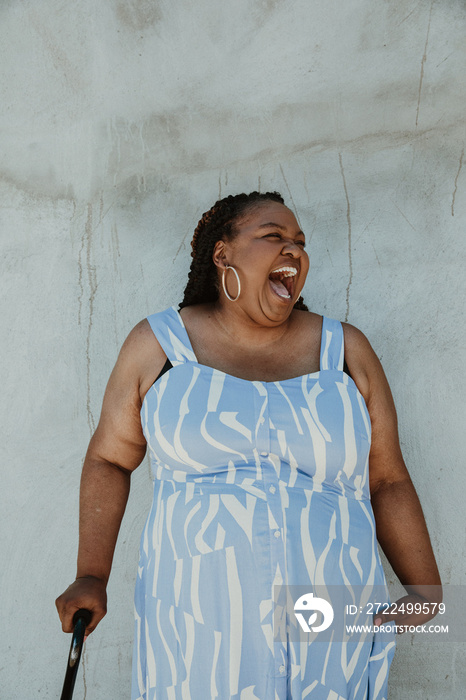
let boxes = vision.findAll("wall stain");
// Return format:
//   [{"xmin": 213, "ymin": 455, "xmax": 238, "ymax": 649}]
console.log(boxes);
[
  {"xmin": 451, "ymin": 146, "xmax": 464, "ymax": 216},
  {"xmin": 0, "ymin": 170, "xmax": 75, "ymax": 206},
  {"xmin": 28, "ymin": 8, "xmax": 85, "ymax": 94},
  {"xmin": 339, "ymin": 153, "xmax": 352, "ymax": 323},
  {"xmin": 253, "ymin": 0, "xmax": 285, "ymax": 26},
  {"xmin": 116, "ymin": 0, "xmax": 162, "ymax": 32},
  {"xmin": 97, "ymin": 111, "xmax": 454, "ymax": 204},
  {"xmin": 415, "ymin": 0, "xmax": 434, "ymax": 127},
  {"xmin": 258, "ymin": 0, "xmax": 283, "ymax": 13}
]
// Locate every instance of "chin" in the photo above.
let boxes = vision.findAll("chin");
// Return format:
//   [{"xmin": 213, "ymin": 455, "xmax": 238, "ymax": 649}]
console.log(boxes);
[{"xmin": 260, "ymin": 300, "xmax": 294, "ymax": 323}]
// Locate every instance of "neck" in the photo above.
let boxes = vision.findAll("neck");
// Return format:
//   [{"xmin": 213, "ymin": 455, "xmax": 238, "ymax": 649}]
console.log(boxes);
[{"xmin": 210, "ymin": 300, "xmax": 294, "ymax": 350}]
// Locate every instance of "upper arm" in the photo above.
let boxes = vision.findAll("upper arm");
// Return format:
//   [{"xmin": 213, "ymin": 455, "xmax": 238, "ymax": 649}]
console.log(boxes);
[
  {"xmin": 86, "ymin": 319, "xmax": 167, "ymax": 472},
  {"xmin": 342, "ymin": 322, "xmax": 411, "ymax": 494}
]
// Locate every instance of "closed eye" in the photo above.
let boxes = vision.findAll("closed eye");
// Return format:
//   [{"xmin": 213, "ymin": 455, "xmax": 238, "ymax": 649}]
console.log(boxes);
[{"xmin": 263, "ymin": 233, "xmax": 306, "ymax": 247}]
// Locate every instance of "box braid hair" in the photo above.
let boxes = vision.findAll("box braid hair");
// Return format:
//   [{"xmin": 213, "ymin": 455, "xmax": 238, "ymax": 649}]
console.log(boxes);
[{"xmin": 179, "ymin": 191, "xmax": 309, "ymax": 311}]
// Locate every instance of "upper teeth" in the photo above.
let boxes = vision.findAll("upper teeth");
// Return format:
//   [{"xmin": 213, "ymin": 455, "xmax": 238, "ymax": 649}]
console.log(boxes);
[{"xmin": 271, "ymin": 266, "xmax": 297, "ymax": 277}]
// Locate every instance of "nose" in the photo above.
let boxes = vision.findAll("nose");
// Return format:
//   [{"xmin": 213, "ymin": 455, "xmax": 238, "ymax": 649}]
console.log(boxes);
[{"xmin": 281, "ymin": 239, "xmax": 303, "ymax": 257}]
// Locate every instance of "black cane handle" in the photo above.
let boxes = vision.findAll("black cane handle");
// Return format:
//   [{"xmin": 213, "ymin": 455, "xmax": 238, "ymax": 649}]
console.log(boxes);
[{"xmin": 60, "ymin": 609, "xmax": 92, "ymax": 700}]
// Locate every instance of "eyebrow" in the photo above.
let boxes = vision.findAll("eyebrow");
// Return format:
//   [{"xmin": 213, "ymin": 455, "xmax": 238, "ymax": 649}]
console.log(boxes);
[{"xmin": 258, "ymin": 222, "xmax": 306, "ymax": 238}]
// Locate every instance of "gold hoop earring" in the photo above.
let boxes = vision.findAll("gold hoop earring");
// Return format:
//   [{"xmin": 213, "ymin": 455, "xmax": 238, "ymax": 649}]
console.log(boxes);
[{"xmin": 221, "ymin": 265, "xmax": 241, "ymax": 302}]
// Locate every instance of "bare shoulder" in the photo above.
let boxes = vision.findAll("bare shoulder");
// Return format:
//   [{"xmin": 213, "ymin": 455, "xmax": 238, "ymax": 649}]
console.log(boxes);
[
  {"xmin": 341, "ymin": 321, "xmax": 375, "ymax": 360},
  {"xmin": 117, "ymin": 318, "xmax": 168, "ymax": 398},
  {"xmin": 291, "ymin": 308, "xmax": 323, "ymax": 333},
  {"xmin": 119, "ymin": 318, "xmax": 162, "ymax": 360},
  {"xmin": 342, "ymin": 321, "xmax": 409, "ymax": 489},
  {"xmin": 88, "ymin": 317, "xmax": 168, "ymax": 470},
  {"xmin": 178, "ymin": 302, "xmax": 214, "ymax": 325},
  {"xmin": 341, "ymin": 321, "xmax": 386, "ymax": 402}
]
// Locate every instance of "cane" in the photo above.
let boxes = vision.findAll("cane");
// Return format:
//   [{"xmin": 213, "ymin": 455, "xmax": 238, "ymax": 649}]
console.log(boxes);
[{"xmin": 60, "ymin": 609, "xmax": 92, "ymax": 700}]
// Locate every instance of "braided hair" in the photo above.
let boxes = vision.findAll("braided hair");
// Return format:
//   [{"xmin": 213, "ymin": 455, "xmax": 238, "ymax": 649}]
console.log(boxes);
[{"xmin": 179, "ymin": 191, "xmax": 308, "ymax": 311}]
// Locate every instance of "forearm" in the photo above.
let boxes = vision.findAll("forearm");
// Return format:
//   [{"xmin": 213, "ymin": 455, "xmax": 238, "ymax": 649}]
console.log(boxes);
[
  {"xmin": 371, "ymin": 478, "xmax": 441, "ymax": 594},
  {"xmin": 76, "ymin": 455, "xmax": 131, "ymax": 584}
]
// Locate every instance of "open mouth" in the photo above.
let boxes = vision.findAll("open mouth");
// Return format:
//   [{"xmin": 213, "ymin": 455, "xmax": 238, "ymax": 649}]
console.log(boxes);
[{"xmin": 268, "ymin": 266, "xmax": 297, "ymax": 300}]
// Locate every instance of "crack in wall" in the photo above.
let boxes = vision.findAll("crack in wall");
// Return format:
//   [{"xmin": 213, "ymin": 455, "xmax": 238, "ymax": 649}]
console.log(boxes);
[
  {"xmin": 172, "ymin": 226, "xmax": 190, "ymax": 263},
  {"xmin": 77, "ymin": 228, "xmax": 85, "ymax": 327},
  {"xmin": 139, "ymin": 262, "xmax": 150, "ymax": 313},
  {"xmin": 339, "ymin": 153, "xmax": 352, "ymax": 322},
  {"xmin": 371, "ymin": 241, "xmax": 381, "ymax": 268},
  {"xmin": 139, "ymin": 123, "xmax": 147, "ymax": 194},
  {"xmin": 84, "ymin": 203, "xmax": 97, "ymax": 434},
  {"xmin": 436, "ymin": 51, "xmax": 454, "ymax": 69},
  {"xmin": 279, "ymin": 162, "xmax": 303, "ymax": 229},
  {"xmin": 451, "ymin": 146, "xmax": 464, "ymax": 216},
  {"xmin": 218, "ymin": 170, "xmax": 229, "ymax": 200},
  {"xmin": 396, "ymin": 6, "xmax": 417, "ymax": 27},
  {"xmin": 415, "ymin": 0, "xmax": 434, "ymax": 127},
  {"xmin": 98, "ymin": 191, "xmax": 104, "ymax": 224},
  {"xmin": 111, "ymin": 221, "xmax": 121, "ymax": 273},
  {"xmin": 391, "ymin": 199, "xmax": 416, "ymax": 230}
]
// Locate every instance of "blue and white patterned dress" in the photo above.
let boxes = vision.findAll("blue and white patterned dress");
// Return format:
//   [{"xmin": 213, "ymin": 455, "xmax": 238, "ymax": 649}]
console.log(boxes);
[{"xmin": 132, "ymin": 306, "xmax": 396, "ymax": 700}]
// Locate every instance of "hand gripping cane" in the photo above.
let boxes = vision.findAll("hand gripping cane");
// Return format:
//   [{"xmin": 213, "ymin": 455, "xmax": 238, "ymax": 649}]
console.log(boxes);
[{"xmin": 60, "ymin": 609, "xmax": 92, "ymax": 700}]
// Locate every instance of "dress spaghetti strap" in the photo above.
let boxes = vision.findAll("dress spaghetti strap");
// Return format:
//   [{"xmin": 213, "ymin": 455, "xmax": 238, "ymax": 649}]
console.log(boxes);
[{"xmin": 320, "ymin": 316, "xmax": 345, "ymax": 371}]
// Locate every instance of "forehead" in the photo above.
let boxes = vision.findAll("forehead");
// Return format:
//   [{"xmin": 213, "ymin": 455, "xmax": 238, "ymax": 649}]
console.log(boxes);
[{"xmin": 235, "ymin": 201, "xmax": 300, "ymax": 232}]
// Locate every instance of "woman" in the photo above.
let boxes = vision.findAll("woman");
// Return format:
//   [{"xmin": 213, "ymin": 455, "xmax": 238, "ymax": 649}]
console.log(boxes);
[{"xmin": 56, "ymin": 191, "xmax": 441, "ymax": 699}]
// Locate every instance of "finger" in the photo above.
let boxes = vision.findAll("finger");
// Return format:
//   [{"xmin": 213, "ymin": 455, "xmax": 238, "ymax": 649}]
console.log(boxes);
[
  {"xmin": 373, "ymin": 612, "xmax": 396, "ymax": 626},
  {"xmin": 61, "ymin": 606, "xmax": 79, "ymax": 633},
  {"xmin": 80, "ymin": 606, "xmax": 106, "ymax": 635}
]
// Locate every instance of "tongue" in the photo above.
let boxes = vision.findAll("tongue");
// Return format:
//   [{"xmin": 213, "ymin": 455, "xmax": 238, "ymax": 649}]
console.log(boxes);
[{"xmin": 269, "ymin": 278, "xmax": 290, "ymax": 298}]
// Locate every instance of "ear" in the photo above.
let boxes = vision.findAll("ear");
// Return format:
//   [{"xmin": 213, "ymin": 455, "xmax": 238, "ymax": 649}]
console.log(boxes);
[{"xmin": 212, "ymin": 240, "xmax": 228, "ymax": 270}]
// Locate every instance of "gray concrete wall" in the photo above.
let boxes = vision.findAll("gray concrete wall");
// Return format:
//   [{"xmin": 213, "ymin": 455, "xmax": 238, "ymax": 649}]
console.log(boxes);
[{"xmin": 1, "ymin": 1, "xmax": 465, "ymax": 697}]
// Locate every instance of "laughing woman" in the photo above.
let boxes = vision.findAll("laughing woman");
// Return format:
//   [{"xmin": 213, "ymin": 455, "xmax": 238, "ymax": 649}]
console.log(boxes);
[{"xmin": 56, "ymin": 191, "xmax": 441, "ymax": 699}]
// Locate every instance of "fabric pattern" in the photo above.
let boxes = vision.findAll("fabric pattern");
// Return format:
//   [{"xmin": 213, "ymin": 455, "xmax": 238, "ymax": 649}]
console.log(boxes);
[{"xmin": 132, "ymin": 306, "xmax": 396, "ymax": 700}]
